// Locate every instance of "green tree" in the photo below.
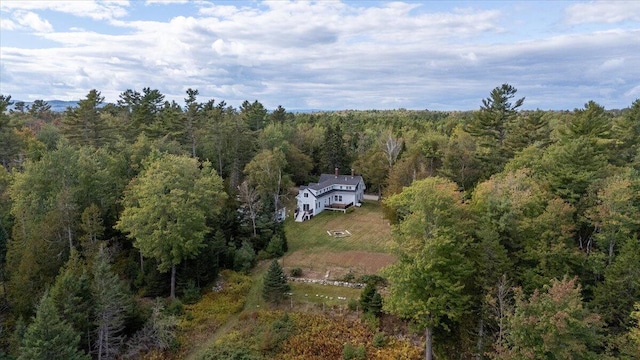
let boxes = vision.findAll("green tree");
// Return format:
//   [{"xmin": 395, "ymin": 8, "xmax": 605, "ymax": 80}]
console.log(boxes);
[
  {"xmin": 19, "ymin": 290, "xmax": 89, "ymax": 360},
  {"xmin": 465, "ymin": 84, "xmax": 524, "ymax": 178},
  {"xmin": 322, "ymin": 123, "xmax": 349, "ymax": 174},
  {"xmin": 384, "ymin": 177, "xmax": 473, "ymax": 360},
  {"xmin": 182, "ymin": 88, "xmax": 202, "ymax": 158},
  {"xmin": 50, "ymin": 250, "xmax": 93, "ymax": 353},
  {"xmin": 241, "ymin": 100, "xmax": 267, "ymax": 131},
  {"xmin": 61, "ymin": 89, "xmax": 110, "ymax": 147},
  {"xmin": 360, "ymin": 283, "xmax": 383, "ymax": 316},
  {"xmin": 262, "ymin": 259, "xmax": 290, "ymax": 304},
  {"xmin": 116, "ymin": 154, "xmax": 226, "ymax": 298},
  {"xmin": 244, "ymin": 148, "xmax": 293, "ymax": 220},
  {"xmin": 440, "ymin": 126, "xmax": 482, "ymax": 191},
  {"xmin": 91, "ymin": 247, "xmax": 131, "ymax": 360},
  {"xmin": 496, "ymin": 277, "xmax": 604, "ymax": 360},
  {"xmin": 593, "ymin": 237, "xmax": 640, "ymax": 333},
  {"xmin": 117, "ymin": 88, "xmax": 165, "ymax": 139},
  {"xmin": 584, "ymin": 172, "xmax": 640, "ymax": 264},
  {"xmin": 612, "ymin": 99, "xmax": 640, "ymax": 165}
]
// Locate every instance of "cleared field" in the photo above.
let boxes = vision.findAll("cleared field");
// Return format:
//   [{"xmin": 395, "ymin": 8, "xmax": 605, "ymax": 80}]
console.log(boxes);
[{"xmin": 284, "ymin": 201, "xmax": 396, "ymax": 280}]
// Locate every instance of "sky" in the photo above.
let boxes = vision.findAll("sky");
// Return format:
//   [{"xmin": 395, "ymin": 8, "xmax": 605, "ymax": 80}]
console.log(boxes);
[{"xmin": 1, "ymin": 1, "xmax": 639, "ymax": 111}]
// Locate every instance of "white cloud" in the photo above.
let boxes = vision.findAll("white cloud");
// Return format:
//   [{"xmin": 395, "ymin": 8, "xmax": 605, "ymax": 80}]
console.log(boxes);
[
  {"xmin": 14, "ymin": 11, "xmax": 53, "ymax": 32},
  {"xmin": 0, "ymin": 0, "xmax": 129, "ymax": 21},
  {"xmin": 565, "ymin": 1, "xmax": 640, "ymax": 25},
  {"xmin": 1, "ymin": 1, "xmax": 639, "ymax": 110},
  {"xmin": 145, "ymin": 0, "xmax": 188, "ymax": 4},
  {"xmin": 0, "ymin": 18, "xmax": 17, "ymax": 30}
]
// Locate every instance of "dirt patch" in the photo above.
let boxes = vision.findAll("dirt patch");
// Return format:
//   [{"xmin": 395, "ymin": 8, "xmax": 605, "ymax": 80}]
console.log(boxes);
[{"xmin": 283, "ymin": 250, "xmax": 396, "ymax": 281}]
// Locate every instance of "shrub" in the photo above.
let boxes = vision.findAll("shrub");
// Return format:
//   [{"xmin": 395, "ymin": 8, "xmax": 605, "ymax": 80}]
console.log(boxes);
[
  {"xmin": 289, "ymin": 267, "xmax": 303, "ymax": 277},
  {"xmin": 356, "ymin": 274, "xmax": 387, "ymax": 287},
  {"xmin": 341, "ymin": 271, "xmax": 355, "ymax": 282},
  {"xmin": 181, "ymin": 280, "xmax": 201, "ymax": 305},
  {"xmin": 343, "ymin": 343, "xmax": 366, "ymax": 360},
  {"xmin": 342, "ymin": 343, "xmax": 355, "ymax": 359},
  {"xmin": 166, "ymin": 298, "xmax": 183, "ymax": 316},
  {"xmin": 372, "ymin": 332, "xmax": 386, "ymax": 348},
  {"xmin": 347, "ymin": 298, "xmax": 359, "ymax": 311}
]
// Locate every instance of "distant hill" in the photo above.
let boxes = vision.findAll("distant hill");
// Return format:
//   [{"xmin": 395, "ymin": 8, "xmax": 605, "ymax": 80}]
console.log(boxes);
[{"xmin": 9, "ymin": 100, "xmax": 79, "ymax": 112}]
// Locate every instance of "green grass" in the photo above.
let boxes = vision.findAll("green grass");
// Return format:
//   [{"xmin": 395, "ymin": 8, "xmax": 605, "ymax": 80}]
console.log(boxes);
[
  {"xmin": 286, "ymin": 201, "xmax": 392, "ymax": 253},
  {"xmin": 289, "ymin": 282, "xmax": 362, "ymax": 307}
]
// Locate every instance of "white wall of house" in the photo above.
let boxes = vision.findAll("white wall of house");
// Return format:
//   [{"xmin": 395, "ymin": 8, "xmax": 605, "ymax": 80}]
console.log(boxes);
[{"xmin": 296, "ymin": 178, "xmax": 365, "ymax": 219}]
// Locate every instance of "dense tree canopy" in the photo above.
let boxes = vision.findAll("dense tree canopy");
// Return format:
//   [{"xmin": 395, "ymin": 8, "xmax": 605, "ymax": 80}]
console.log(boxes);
[{"xmin": 0, "ymin": 86, "xmax": 638, "ymax": 359}]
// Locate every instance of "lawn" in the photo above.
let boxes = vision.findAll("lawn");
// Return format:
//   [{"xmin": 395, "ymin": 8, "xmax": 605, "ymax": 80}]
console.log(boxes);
[
  {"xmin": 286, "ymin": 201, "xmax": 392, "ymax": 253},
  {"xmin": 283, "ymin": 201, "xmax": 396, "ymax": 281}
]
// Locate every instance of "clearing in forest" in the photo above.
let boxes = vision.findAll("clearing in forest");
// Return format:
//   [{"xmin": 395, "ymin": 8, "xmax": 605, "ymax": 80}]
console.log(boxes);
[{"xmin": 283, "ymin": 201, "xmax": 396, "ymax": 280}]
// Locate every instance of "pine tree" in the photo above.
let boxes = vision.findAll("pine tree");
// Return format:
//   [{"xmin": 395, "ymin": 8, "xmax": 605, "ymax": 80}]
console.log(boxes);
[
  {"xmin": 262, "ymin": 259, "xmax": 290, "ymax": 304},
  {"xmin": 19, "ymin": 290, "xmax": 89, "ymax": 360},
  {"xmin": 465, "ymin": 84, "xmax": 524, "ymax": 179},
  {"xmin": 50, "ymin": 250, "xmax": 94, "ymax": 353},
  {"xmin": 91, "ymin": 248, "xmax": 131, "ymax": 360}
]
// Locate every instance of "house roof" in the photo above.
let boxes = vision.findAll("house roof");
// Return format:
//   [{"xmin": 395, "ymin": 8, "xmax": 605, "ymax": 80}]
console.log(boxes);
[{"xmin": 304, "ymin": 174, "xmax": 364, "ymax": 191}]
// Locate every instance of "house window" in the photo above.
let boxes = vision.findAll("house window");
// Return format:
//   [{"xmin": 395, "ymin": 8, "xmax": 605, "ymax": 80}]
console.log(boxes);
[
  {"xmin": 304, "ymin": 193, "xmax": 308, "ymax": 198},
  {"xmin": 335, "ymin": 195, "xmax": 342, "ymax": 202}
]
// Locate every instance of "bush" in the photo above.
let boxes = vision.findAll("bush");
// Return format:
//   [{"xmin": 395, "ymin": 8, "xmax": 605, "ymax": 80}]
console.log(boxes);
[
  {"xmin": 343, "ymin": 343, "xmax": 366, "ymax": 360},
  {"xmin": 233, "ymin": 240, "xmax": 256, "ymax": 272},
  {"xmin": 372, "ymin": 332, "xmax": 386, "ymax": 348},
  {"xmin": 181, "ymin": 280, "xmax": 201, "ymax": 305},
  {"xmin": 341, "ymin": 271, "xmax": 355, "ymax": 282},
  {"xmin": 347, "ymin": 298, "xmax": 359, "ymax": 311},
  {"xmin": 356, "ymin": 274, "xmax": 387, "ymax": 287},
  {"xmin": 166, "ymin": 298, "xmax": 183, "ymax": 316},
  {"xmin": 342, "ymin": 343, "xmax": 355, "ymax": 359},
  {"xmin": 290, "ymin": 267, "xmax": 303, "ymax": 277}
]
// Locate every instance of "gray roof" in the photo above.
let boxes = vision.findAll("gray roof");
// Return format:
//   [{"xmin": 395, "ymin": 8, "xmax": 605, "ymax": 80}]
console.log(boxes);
[{"xmin": 305, "ymin": 174, "xmax": 364, "ymax": 191}]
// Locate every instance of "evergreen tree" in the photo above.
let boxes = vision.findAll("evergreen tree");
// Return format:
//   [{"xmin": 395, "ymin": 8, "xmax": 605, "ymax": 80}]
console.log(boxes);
[
  {"xmin": 91, "ymin": 247, "xmax": 131, "ymax": 360},
  {"xmin": 50, "ymin": 250, "xmax": 93, "ymax": 353},
  {"xmin": 262, "ymin": 259, "xmax": 290, "ymax": 304},
  {"xmin": 19, "ymin": 290, "xmax": 89, "ymax": 360},
  {"xmin": 321, "ymin": 123, "xmax": 349, "ymax": 174},
  {"xmin": 465, "ymin": 84, "xmax": 524, "ymax": 179},
  {"xmin": 61, "ymin": 89, "xmax": 109, "ymax": 147}
]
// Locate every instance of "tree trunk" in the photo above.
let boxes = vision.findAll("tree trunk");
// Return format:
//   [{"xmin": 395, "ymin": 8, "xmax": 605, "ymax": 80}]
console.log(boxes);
[
  {"xmin": 170, "ymin": 264, "xmax": 176, "ymax": 299},
  {"xmin": 476, "ymin": 318, "xmax": 484, "ymax": 360},
  {"xmin": 425, "ymin": 326, "xmax": 433, "ymax": 360}
]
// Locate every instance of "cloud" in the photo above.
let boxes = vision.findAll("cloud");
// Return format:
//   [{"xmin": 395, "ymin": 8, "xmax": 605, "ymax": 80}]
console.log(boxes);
[
  {"xmin": 0, "ymin": 0, "xmax": 130, "ymax": 21},
  {"xmin": 145, "ymin": 0, "xmax": 188, "ymax": 5},
  {"xmin": 14, "ymin": 11, "xmax": 53, "ymax": 32},
  {"xmin": 0, "ymin": 18, "xmax": 18, "ymax": 30},
  {"xmin": 565, "ymin": 1, "xmax": 640, "ymax": 25},
  {"xmin": 0, "ymin": 1, "xmax": 638, "ymax": 110}
]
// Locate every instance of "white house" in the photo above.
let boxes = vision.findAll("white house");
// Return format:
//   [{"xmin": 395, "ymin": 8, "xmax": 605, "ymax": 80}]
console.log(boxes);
[{"xmin": 295, "ymin": 168, "xmax": 366, "ymax": 222}]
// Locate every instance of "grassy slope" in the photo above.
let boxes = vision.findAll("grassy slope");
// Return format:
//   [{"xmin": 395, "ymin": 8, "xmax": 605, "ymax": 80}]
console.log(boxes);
[
  {"xmin": 286, "ymin": 201, "xmax": 392, "ymax": 253},
  {"xmin": 179, "ymin": 200, "xmax": 421, "ymax": 359}
]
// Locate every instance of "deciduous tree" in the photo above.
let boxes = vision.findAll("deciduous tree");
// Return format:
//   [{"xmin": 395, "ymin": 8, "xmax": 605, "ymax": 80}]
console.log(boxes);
[
  {"xmin": 116, "ymin": 154, "xmax": 226, "ymax": 298},
  {"xmin": 384, "ymin": 177, "xmax": 473, "ymax": 360}
]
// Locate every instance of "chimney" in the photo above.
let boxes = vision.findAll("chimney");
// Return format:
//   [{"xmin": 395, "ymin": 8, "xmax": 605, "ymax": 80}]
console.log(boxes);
[
  {"xmin": 334, "ymin": 167, "xmax": 339, "ymax": 177},
  {"xmin": 351, "ymin": 168, "xmax": 354, "ymax": 176}
]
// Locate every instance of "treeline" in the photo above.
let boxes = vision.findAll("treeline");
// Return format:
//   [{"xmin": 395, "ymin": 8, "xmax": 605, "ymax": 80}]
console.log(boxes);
[
  {"xmin": 382, "ymin": 86, "xmax": 640, "ymax": 359},
  {"xmin": 0, "ymin": 84, "xmax": 638, "ymax": 359}
]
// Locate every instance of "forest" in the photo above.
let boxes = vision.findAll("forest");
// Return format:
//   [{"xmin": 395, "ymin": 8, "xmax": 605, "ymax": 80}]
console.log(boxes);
[{"xmin": 0, "ymin": 84, "xmax": 639, "ymax": 359}]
